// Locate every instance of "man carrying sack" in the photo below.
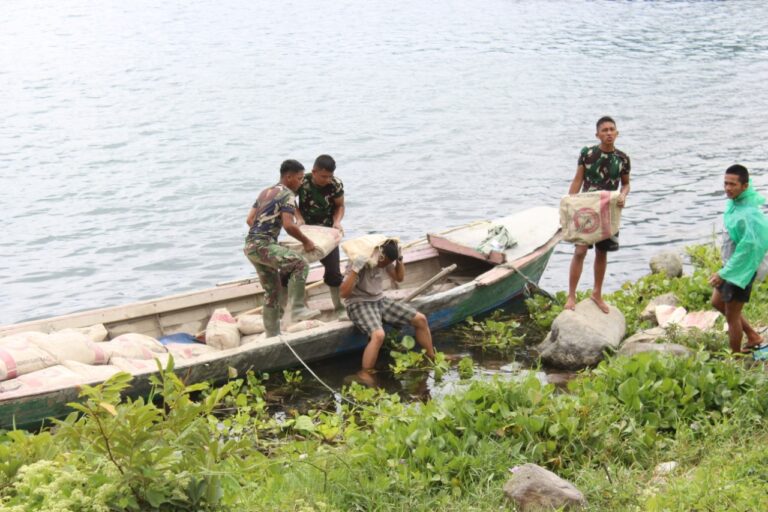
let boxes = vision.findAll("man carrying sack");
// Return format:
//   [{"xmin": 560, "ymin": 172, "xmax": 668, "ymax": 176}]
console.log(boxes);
[
  {"xmin": 564, "ymin": 116, "xmax": 631, "ymax": 313},
  {"xmin": 339, "ymin": 239, "xmax": 435, "ymax": 377},
  {"xmin": 244, "ymin": 159, "xmax": 320, "ymax": 337},
  {"xmin": 295, "ymin": 154, "xmax": 348, "ymax": 319}
]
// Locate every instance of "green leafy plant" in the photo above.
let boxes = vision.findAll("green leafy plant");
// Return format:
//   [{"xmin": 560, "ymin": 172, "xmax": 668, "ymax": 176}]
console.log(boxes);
[{"xmin": 457, "ymin": 311, "xmax": 525, "ymax": 353}]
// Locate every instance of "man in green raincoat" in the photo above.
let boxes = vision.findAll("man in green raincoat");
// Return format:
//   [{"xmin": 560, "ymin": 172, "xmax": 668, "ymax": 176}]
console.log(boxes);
[{"xmin": 709, "ymin": 164, "xmax": 768, "ymax": 354}]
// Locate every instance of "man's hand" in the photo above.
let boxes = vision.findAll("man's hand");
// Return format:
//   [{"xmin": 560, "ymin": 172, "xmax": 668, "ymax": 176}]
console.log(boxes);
[
  {"xmin": 708, "ymin": 272, "xmax": 724, "ymax": 287},
  {"xmin": 333, "ymin": 222, "xmax": 344, "ymax": 235},
  {"xmin": 351, "ymin": 255, "xmax": 368, "ymax": 273},
  {"xmin": 302, "ymin": 240, "xmax": 316, "ymax": 253},
  {"xmin": 396, "ymin": 244, "xmax": 403, "ymax": 262},
  {"xmin": 617, "ymin": 194, "xmax": 627, "ymax": 208}
]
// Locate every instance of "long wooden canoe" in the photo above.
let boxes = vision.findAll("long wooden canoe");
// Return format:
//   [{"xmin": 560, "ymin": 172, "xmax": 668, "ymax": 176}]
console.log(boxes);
[{"xmin": 0, "ymin": 206, "xmax": 561, "ymax": 429}]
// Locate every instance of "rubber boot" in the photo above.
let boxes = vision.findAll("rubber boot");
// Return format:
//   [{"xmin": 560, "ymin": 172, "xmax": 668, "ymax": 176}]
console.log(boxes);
[
  {"xmin": 262, "ymin": 305, "xmax": 281, "ymax": 337},
  {"xmin": 329, "ymin": 286, "xmax": 349, "ymax": 321},
  {"xmin": 278, "ymin": 286, "xmax": 288, "ymax": 311},
  {"xmin": 286, "ymin": 277, "xmax": 320, "ymax": 324}
]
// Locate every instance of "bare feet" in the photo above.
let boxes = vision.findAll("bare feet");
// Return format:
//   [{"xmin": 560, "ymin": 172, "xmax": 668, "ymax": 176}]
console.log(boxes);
[
  {"xmin": 590, "ymin": 295, "xmax": 610, "ymax": 314},
  {"xmin": 564, "ymin": 296, "xmax": 577, "ymax": 311},
  {"xmin": 353, "ymin": 369, "xmax": 377, "ymax": 387}
]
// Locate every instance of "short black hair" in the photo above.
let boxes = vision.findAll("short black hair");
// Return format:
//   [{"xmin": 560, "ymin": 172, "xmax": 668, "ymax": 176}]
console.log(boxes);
[
  {"xmin": 380, "ymin": 240, "xmax": 399, "ymax": 261},
  {"xmin": 280, "ymin": 159, "xmax": 305, "ymax": 176},
  {"xmin": 596, "ymin": 116, "xmax": 616, "ymax": 131},
  {"xmin": 726, "ymin": 164, "xmax": 749, "ymax": 184},
  {"xmin": 314, "ymin": 154, "xmax": 336, "ymax": 173}
]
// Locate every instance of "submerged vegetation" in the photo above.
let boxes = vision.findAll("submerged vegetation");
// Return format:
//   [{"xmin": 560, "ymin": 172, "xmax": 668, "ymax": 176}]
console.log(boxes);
[{"xmin": 2, "ymin": 243, "xmax": 768, "ymax": 511}]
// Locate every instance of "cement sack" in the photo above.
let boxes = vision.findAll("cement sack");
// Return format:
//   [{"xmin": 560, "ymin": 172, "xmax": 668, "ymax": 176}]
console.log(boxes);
[
  {"xmin": 165, "ymin": 342, "xmax": 217, "ymax": 360},
  {"xmin": 341, "ymin": 235, "xmax": 400, "ymax": 269},
  {"xmin": 281, "ymin": 225, "xmax": 343, "ymax": 264},
  {"xmin": 33, "ymin": 330, "xmax": 109, "ymax": 365},
  {"xmin": 110, "ymin": 355, "xmax": 171, "ymax": 375},
  {"xmin": 205, "ymin": 308, "xmax": 241, "ymax": 349},
  {"xmin": 285, "ymin": 319, "xmax": 326, "ymax": 333},
  {"xmin": 0, "ymin": 333, "xmax": 58, "ymax": 381},
  {"xmin": 62, "ymin": 360, "xmax": 123, "ymax": 381},
  {"xmin": 0, "ymin": 365, "xmax": 82, "ymax": 399},
  {"xmin": 103, "ymin": 333, "xmax": 168, "ymax": 360},
  {"xmin": 58, "ymin": 324, "xmax": 109, "ymax": 342},
  {"xmin": 237, "ymin": 314, "xmax": 265, "ymax": 335},
  {"xmin": 559, "ymin": 191, "xmax": 621, "ymax": 245}
]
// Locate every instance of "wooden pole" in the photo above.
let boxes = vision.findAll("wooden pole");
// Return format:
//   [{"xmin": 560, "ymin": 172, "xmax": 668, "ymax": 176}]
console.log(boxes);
[{"xmin": 402, "ymin": 264, "xmax": 457, "ymax": 303}]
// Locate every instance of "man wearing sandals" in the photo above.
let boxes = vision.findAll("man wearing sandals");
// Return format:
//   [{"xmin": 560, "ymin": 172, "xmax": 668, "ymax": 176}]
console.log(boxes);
[{"xmin": 709, "ymin": 164, "xmax": 768, "ymax": 354}]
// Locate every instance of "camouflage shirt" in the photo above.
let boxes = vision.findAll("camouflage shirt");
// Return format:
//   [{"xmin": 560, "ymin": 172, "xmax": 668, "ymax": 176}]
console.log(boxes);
[
  {"xmin": 578, "ymin": 145, "xmax": 631, "ymax": 192},
  {"xmin": 297, "ymin": 173, "xmax": 344, "ymax": 227},
  {"xmin": 246, "ymin": 184, "xmax": 296, "ymax": 242}
]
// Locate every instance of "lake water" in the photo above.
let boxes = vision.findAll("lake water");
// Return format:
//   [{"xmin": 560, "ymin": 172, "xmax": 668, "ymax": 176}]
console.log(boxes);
[{"xmin": 2, "ymin": 0, "xmax": 768, "ymax": 325}]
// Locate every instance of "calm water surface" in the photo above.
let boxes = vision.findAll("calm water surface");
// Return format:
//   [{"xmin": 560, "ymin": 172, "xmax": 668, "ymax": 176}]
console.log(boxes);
[{"xmin": 2, "ymin": 1, "xmax": 768, "ymax": 325}]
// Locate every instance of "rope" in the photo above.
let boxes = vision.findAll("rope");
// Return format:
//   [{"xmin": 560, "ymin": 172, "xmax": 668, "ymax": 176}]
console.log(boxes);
[{"xmin": 276, "ymin": 335, "xmax": 410, "ymax": 421}]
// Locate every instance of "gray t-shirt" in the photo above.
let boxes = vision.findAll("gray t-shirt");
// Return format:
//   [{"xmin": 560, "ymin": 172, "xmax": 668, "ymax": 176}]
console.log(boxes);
[{"xmin": 344, "ymin": 263, "xmax": 393, "ymax": 305}]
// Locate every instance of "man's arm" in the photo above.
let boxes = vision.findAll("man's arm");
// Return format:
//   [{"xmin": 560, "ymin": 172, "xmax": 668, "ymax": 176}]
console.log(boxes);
[
  {"xmin": 281, "ymin": 211, "xmax": 315, "ymax": 252},
  {"xmin": 246, "ymin": 207, "xmax": 257, "ymax": 227},
  {"xmin": 340, "ymin": 256, "xmax": 368, "ymax": 298},
  {"xmin": 617, "ymin": 174, "xmax": 630, "ymax": 208},
  {"xmin": 568, "ymin": 165, "xmax": 585, "ymax": 195},
  {"xmin": 386, "ymin": 258, "xmax": 405, "ymax": 283},
  {"xmin": 294, "ymin": 208, "xmax": 305, "ymax": 226},
  {"xmin": 332, "ymin": 196, "xmax": 345, "ymax": 231}
]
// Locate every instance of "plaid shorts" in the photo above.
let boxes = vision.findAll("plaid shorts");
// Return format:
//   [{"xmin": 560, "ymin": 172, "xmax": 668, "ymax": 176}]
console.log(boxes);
[{"xmin": 346, "ymin": 298, "xmax": 418, "ymax": 335}]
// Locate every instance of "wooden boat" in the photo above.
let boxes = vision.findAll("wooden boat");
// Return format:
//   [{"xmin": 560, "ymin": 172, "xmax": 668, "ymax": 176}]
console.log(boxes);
[{"xmin": 0, "ymin": 207, "xmax": 561, "ymax": 429}]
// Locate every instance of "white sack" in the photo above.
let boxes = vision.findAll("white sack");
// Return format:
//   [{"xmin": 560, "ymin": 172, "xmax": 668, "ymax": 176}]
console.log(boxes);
[
  {"xmin": 103, "ymin": 333, "xmax": 168, "ymax": 360},
  {"xmin": 341, "ymin": 235, "xmax": 400, "ymax": 269},
  {"xmin": 237, "ymin": 314, "xmax": 265, "ymax": 335},
  {"xmin": 281, "ymin": 225, "xmax": 343, "ymax": 264},
  {"xmin": 0, "ymin": 333, "xmax": 58, "ymax": 381},
  {"xmin": 559, "ymin": 191, "xmax": 621, "ymax": 245},
  {"xmin": 205, "ymin": 308, "xmax": 241, "ymax": 349},
  {"xmin": 33, "ymin": 330, "xmax": 109, "ymax": 365}
]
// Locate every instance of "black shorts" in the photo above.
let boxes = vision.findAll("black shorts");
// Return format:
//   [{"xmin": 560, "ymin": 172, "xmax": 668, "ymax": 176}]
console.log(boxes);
[
  {"xmin": 718, "ymin": 274, "xmax": 756, "ymax": 303},
  {"xmin": 588, "ymin": 232, "xmax": 619, "ymax": 252}
]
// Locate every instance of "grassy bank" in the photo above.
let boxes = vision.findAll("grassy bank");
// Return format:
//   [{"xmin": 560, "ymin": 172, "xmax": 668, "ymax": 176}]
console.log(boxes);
[{"xmin": 2, "ymin": 243, "xmax": 767, "ymax": 511}]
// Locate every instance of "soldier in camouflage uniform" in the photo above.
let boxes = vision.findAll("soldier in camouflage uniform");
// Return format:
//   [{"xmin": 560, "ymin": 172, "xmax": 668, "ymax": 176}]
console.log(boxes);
[
  {"xmin": 244, "ymin": 159, "xmax": 319, "ymax": 336},
  {"xmin": 565, "ymin": 116, "xmax": 631, "ymax": 314},
  {"xmin": 295, "ymin": 154, "xmax": 347, "ymax": 319}
]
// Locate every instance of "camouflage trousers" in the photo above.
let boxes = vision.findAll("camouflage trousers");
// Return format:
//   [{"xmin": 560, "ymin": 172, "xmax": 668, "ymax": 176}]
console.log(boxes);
[{"xmin": 244, "ymin": 238, "xmax": 309, "ymax": 309}]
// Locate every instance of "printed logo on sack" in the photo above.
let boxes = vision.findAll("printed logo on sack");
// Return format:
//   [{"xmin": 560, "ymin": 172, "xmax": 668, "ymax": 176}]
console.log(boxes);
[{"xmin": 573, "ymin": 208, "xmax": 599, "ymax": 234}]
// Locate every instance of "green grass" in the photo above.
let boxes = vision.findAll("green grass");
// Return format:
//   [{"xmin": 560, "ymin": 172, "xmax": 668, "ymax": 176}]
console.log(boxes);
[{"xmin": 2, "ymin": 243, "xmax": 768, "ymax": 511}]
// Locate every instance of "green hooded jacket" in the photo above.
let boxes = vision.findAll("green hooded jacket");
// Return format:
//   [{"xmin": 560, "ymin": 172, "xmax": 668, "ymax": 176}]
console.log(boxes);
[{"xmin": 720, "ymin": 179, "xmax": 768, "ymax": 288}]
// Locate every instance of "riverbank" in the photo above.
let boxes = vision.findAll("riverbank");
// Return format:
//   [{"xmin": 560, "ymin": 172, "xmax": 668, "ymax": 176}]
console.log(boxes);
[{"xmin": 1, "ymin": 243, "xmax": 767, "ymax": 511}]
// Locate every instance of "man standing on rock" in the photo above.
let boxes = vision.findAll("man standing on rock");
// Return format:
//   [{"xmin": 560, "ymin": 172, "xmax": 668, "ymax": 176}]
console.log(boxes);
[
  {"xmin": 565, "ymin": 116, "xmax": 631, "ymax": 313},
  {"xmin": 295, "ymin": 154, "xmax": 347, "ymax": 319},
  {"xmin": 709, "ymin": 164, "xmax": 768, "ymax": 354}
]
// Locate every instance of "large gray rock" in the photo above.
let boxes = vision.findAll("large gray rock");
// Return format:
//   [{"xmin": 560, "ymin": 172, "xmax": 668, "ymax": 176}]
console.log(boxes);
[
  {"xmin": 537, "ymin": 299, "xmax": 625, "ymax": 370},
  {"xmin": 503, "ymin": 463, "xmax": 586, "ymax": 511},
  {"xmin": 640, "ymin": 293, "xmax": 679, "ymax": 324},
  {"xmin": 618, "ymin": 342, "xmax": 693, "ymax": 358},
  {"xmin": 649, "ymin": 251, "xmax": 684, "ymax": 278}
]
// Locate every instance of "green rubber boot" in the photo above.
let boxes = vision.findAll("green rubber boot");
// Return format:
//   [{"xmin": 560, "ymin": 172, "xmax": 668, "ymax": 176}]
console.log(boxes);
[
  {"xmin": 329, "ymin": 286, "xmax": 349, "ymax": 321},
  {"xmin": 286, "ymin": 277, "xmax": 320, "ymax": 324},
  {"xmin": 262, "ymin": 305, "xmax": 281, "ymax": 337}
]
